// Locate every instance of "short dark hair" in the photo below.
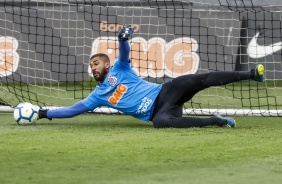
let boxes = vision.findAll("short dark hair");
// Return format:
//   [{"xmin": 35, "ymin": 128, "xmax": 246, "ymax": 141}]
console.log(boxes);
[{"xmin": 90, "ymin": 53, "xmax": 110, "ymax": 62}]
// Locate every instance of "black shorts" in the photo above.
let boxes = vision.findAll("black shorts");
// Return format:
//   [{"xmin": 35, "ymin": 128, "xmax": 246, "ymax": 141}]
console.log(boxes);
[{"xmin": 150, "ymin": 73, "xmax": 208, "ymax": 122}]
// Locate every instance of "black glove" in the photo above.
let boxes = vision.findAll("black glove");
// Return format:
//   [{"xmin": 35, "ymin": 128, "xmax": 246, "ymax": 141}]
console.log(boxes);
[
  {"xmin": 36, "ymin": 105, "xmax": 52, "ymax": 120},
  {"xmin": 118, "ymin": 24, "xmax": 134, "ymax": 43}
]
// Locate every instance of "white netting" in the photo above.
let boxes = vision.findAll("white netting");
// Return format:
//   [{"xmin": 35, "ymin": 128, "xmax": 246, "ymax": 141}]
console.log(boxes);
[{"xmin": 1, "ymin": 0, "xmax": 282, "ymax": 116}]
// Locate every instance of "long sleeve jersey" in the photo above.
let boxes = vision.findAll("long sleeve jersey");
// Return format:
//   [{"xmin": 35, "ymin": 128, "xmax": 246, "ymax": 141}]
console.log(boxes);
[{"xmin": 81, "ymin": 41, "xmax": 162, "ymax": 121}]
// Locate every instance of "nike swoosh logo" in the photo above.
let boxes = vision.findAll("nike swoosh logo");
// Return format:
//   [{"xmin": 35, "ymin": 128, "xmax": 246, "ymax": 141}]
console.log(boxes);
[{"xmin": 247, "ymin": 32, "xmax": 282, "ymax": 58}]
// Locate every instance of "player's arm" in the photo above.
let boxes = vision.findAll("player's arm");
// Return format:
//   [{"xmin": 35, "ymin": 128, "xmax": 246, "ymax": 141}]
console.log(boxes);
[
  {"xmin": 37, "ymin": 101, "xmax": 90, "ymax": 120},
  {"xmin": 117, "ymin": 24, "xmax": 134, "ymax": 62}
]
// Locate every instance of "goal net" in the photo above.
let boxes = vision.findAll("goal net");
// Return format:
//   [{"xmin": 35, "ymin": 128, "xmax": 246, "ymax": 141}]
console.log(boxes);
[{"xmin": 1, "ymin": 0, "xmax": 282, "ymax": 116}]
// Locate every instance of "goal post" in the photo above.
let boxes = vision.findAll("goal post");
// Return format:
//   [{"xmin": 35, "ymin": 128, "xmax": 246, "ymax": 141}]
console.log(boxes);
[{"xmin": 1, "ymin": 0, "xmax": 282, "ymax": 116}]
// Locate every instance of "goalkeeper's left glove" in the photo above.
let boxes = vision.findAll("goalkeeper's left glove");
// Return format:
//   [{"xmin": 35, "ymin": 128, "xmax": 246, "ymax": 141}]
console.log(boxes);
[
  {"xmin": 118, "ymin": 24, "xmax": 134, "ymax": 43},
  {"xmin": 35, "ymin": 105, "xmax": 52, "ymax": 120}
]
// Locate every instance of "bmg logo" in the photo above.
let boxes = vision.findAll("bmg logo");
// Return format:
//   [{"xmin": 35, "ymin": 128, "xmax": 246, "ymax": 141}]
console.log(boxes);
[
  {"xmin": 90, "ymin": 37, "xmax": 199, "ymax": 78},
  {"xmin": 0, "ymin": 37, "xmax": 19, "ymax": 77}
]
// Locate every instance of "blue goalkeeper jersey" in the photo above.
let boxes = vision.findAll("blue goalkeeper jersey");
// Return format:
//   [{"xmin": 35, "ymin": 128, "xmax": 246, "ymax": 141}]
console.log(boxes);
[{"xmin": 81, "ymin": 58, "xmax": 162, "ymax": 122}]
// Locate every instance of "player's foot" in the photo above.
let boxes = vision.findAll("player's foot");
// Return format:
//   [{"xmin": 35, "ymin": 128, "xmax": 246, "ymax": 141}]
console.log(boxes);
[
  {"xmin": 253, "ymin": 64, "xmax": 265, "ymax": 82},
  {"xmin": 214, "ymin": 114, "xmax": 236, "ymax": 128}
]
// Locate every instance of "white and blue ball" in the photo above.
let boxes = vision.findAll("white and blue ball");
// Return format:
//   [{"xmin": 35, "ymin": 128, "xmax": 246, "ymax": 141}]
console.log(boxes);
[{"xmin": 13, "ymin": 102, "xmax": 38, "ymax": 125}]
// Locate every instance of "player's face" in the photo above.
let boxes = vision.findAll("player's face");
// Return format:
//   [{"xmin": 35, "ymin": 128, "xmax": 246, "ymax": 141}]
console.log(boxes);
[{"xmin": 90, "ymin": 56, "xmax": 110, "ymax": 82}]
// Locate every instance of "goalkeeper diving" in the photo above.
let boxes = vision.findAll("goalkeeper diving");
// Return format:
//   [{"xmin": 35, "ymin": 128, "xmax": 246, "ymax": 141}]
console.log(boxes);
[{"xmin": 35, "ymin": 24, "xmax": 265, "ymax": 128}]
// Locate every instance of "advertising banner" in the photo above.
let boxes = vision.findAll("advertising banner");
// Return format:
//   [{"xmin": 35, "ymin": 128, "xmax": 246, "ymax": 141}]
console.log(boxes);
[{"xmin": 0, "ymin": 1, "xmax": 281, "ymax": 83}]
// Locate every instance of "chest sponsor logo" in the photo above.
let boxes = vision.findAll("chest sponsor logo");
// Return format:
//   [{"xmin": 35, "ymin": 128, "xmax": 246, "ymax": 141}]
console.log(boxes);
[
  {"xmin": 108, "ymin": 75, "xmax": 117, "ymax": 86},
  {"xmin": 136, "ymin": 97, "xmax": 152, "ymax": 115},
  {"xmin": 108, "ymin": 84, "xmax": 128, "ymax": 106},
  {"xmin": 0, "ymin": 37, "xmax": 20, "ymax": 77}
]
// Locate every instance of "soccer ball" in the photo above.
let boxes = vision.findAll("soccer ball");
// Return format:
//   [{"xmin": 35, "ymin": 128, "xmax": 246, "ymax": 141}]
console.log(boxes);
[{"xmin": 14, "ymin": 102, "xmax": 38, "ymax": 125}]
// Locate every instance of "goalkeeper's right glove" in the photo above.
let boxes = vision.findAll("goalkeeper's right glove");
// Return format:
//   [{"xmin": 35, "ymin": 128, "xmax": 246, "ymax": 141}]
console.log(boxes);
[{"xmin": 118, "ymin": 24, "xmax": 134, "ymax": 43}]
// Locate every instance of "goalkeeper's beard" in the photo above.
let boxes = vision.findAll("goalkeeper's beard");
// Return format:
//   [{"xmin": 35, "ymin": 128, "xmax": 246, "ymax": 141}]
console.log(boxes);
[{"xmin": 93, "ymin": 68, "xmax": 108, "ymax": 82}]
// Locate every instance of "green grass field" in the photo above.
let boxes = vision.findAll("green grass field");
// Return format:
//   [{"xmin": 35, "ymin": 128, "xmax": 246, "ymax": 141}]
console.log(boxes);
[{"xmin": 0, "ymin": 113, "xmax": 282, "ymax": 184}]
